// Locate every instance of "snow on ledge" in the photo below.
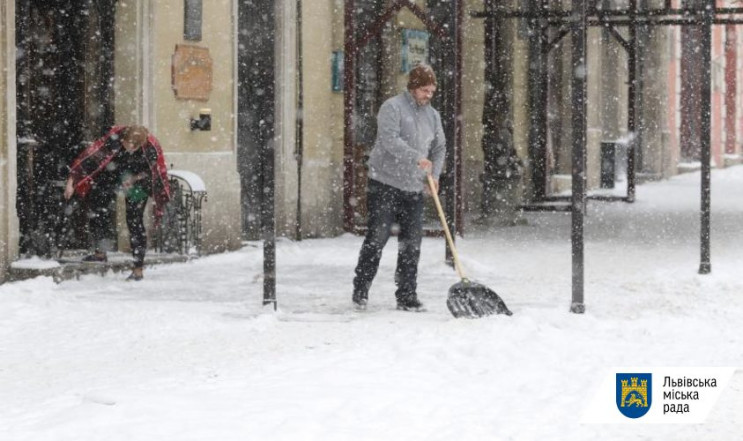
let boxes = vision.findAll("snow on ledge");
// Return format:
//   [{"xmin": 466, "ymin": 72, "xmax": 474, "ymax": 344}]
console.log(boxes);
[
  {"xmin": 11, "ymin": 257, "xmax": 61, "ymax": 270},
  {"xmin": 168, "ymin": 170, "xmax": 206, "ymax": 192}
]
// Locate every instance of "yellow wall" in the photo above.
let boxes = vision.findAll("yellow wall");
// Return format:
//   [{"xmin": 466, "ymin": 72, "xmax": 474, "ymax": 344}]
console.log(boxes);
[
  {"xmin": 151, "ymin": 1, "xmax": 234, "ymax": 154},
  {"xmin": 298, "ymin": 0, "xmax": 345, "ymax": 237},
  {"xmin": 115, "ymin": 0, "xmax": 241, "ymax": 253},
  {"xmin": 462, "ymin": 0, "xmax": 486, "ymax": 212},
  {"xmin": 0, "ymin": 0, "xmax": 19, "ymax": 281}
]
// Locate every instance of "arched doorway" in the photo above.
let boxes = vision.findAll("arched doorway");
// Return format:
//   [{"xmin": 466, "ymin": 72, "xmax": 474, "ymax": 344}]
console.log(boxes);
[{"xmin": 343, "ymin": 0, "xmax": 463, "ymax": 238}]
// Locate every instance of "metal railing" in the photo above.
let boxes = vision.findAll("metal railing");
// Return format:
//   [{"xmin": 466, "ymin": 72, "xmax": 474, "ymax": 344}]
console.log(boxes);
[{"xmin": 155, "ymin": 170, "xmax": 207, "ymax": 256}]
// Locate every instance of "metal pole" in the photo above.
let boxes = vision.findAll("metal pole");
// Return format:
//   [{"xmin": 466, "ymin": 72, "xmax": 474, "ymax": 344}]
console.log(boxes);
[
  {"xmin": 261, "ymin": 0, "xmax": 277, "ymax": 309},
  {"xmin": 343, "ymin": 0, "xmax": 356, "ymax": 233},
  {"xmin": 698, "ymin": 0, "xmax": 712, "ymax": 274},
  {"xmin": 626, "ymin": 0, "xmax": 638, "ymax": 202},
  {"xmin": 635, "ymin": 0, "xmax": 647, "ymax": 177},
  {"xmin": 527, "ymin": 0, "xmax": 549, "ymax": 201},
  {"xmin": 454, "ymin": 0, "xmax": 464, "ymax": 236},
  {"xmin": 295, "ymin": 0, "xmax": 304, "ymax": 241},
  {"xmin": 570, "ymin": 0, "xmax": 587, "ymax": 314}
]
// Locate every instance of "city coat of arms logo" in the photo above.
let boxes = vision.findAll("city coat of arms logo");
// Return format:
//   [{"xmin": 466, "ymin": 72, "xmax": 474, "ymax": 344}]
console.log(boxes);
[{"xmin": 616, "ymin": 373, "xmax": 652, "ymax": 418}]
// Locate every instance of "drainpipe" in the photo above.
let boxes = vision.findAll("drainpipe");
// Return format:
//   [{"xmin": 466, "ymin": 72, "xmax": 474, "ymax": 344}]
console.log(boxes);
[
  {"xmin": 295, "ymin": 0, "xmax": 304, "ymax": 240},
  {"xmin": 724, "ymin": 24, "xmax": 736, "ymax": 156}
]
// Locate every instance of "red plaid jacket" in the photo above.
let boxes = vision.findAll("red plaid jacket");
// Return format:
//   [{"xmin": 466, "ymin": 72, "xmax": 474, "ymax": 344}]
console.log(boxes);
[{"xmin": 68, "ymin": 126, "xmax": 171, "ymax": 225}]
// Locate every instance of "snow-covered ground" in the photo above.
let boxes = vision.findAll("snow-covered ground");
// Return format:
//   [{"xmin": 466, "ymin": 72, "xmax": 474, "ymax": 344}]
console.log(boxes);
[{"xmin": 1, "ymin": 167, "xmax": 742, "ymax": 441}]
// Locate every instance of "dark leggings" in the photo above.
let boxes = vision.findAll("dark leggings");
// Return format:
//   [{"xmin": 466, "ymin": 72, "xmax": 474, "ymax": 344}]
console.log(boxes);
[
  {"xmin": 87, "ymin": 173, "xmax": 149, "ymax": 267},
  {"xmin": 125, "ymin": 196, "xmax": 148, "ymax": 269}
]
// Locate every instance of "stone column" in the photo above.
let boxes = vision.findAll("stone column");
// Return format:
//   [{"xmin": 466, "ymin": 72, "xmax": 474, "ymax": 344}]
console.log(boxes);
[{"xmin": 0, "ymin": 0, "xmax": 19, "ymax": 281}]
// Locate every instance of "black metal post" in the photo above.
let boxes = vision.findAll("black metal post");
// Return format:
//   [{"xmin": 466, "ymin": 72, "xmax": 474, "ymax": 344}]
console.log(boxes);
[
  {"xmin": 634, "ymin": 0, "xmax": 647, "ymax": 177},
  {"xmin": 258, "ymin": 1, "xmax": 277, "ymax": 309},
  {"xmin": 627, "ymin": 0, "xmax": 638, "ymax": 202},
  {"xmin": 429, "ymin": 0, "xmax": 462, "ymax": 263},
  {"xmin": 527, "ymin": 0, "xmax": 549, "ymax": 201},
  {"xmin": 454, "ymin": 0, "xmax": 464, "ymax": 237},
  {"xmin": 343, "ymin": 0, "xmax": 356, "ymax": 233},
  {"xmin": 570, "ymin": 0, "xmax": 587, "ymax": 314},
  {"xmin": 295, "ymin": 0, "xmax": 304, "ymax": 241},
  {"xmin": 444, "ymin": 1, "xmax": 458, "ymax": 264},
  {"xmin": 699, "ymin": 0, "xmax": 712, "ymax": 274}
]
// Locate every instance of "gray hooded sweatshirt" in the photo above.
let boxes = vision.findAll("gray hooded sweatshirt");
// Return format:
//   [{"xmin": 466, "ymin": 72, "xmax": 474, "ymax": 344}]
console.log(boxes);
[{"xmin": 367, "ymin": 90, "xmax": 446, "ymax": 193}]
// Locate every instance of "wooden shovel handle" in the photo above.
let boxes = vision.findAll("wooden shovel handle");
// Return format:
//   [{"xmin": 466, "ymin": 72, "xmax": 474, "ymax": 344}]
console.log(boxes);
[{"xmin": 427, "ymin": 174, "xmax": 466, "ymax": 280}]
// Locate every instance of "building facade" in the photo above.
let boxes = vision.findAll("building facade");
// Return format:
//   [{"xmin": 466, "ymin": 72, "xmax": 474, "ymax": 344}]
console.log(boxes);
[
  {"xmin": 0, "ymin": 0, "xmax": 741, "ymax": 281},
  {"xmin": 1, "ymin": 0, "xmax": 243, "ymax": 282}
]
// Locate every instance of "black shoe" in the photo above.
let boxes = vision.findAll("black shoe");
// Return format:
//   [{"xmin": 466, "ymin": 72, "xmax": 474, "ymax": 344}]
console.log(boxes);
[
  {"xmin": 126, "ymin": 272, "xmax": 143, "ymax": 281},
  {"xmin": 352, "ymin": 292, "xmax": 368, "ymax": 311},
  {"xmin": 82, "ymin": 251, "xmax": 107, "ymax": 263},
  {"xmin": 396, "ymin": 297, "xmax": 426, "ymax": 312},
  {"xmin": 353, "ymin": 298, "xmax": 368, "ymax": 311}
]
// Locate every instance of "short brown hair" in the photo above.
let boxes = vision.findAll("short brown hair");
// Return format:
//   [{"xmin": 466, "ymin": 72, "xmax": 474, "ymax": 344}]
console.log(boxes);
[
  {"xmin": 407, "ymin": 63, "xmax": 437, "ymax": 90},
  {"xmin": 121, "ymin": 125, "xmax": 149, "ymax": 148}
]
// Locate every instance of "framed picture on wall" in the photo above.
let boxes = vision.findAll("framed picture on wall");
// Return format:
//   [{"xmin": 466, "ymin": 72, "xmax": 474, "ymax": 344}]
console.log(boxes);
[{"xmin": 401, "ymin": 29, "xmax": 429, "ymax": 73}]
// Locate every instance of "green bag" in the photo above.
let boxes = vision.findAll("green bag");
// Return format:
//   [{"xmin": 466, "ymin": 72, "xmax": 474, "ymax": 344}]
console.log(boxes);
[{"xmin": 127, "ymin": 185, "xmax": 149, "ymax": 202}]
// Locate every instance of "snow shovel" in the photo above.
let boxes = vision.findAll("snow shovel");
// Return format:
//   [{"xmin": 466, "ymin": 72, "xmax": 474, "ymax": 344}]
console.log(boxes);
[{"xmin": 427, "ymin": 174, "xmax": 512, "ymax": 318}]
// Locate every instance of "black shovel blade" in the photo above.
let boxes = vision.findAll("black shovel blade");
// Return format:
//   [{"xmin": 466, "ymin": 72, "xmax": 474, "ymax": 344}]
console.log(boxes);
[{"xmin": 447, "ymin": 280, "xmax": 513, "ymax": 318}]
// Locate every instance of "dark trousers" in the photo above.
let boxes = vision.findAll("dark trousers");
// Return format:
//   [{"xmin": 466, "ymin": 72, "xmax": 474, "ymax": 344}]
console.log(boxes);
[
  {"xmin": 353, "ymin": 180, "xmax": 424, "ymax": 302},
  {"xmin": 125, "ymin": 196, "xmax": 148, "ymax": 269},
  {"xmin": 88, "ymin": 182, "xmax": 148, "ymax": 268},
  {"xmin": 88, "ymin": 183, "xmax": 117, "ymax": 253}
]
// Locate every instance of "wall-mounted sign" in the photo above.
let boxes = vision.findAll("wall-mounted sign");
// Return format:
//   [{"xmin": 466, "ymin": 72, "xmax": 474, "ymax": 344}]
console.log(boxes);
[
  {"xmin": 401, "ymin": 29, "xmax": 429, "ymax": 73},
  {"xmin": 331, "ymin": 51, "xmax": 344, "ymax": 92},
  {"xmin": 172, "ymin": 44, "xmax": 213, "ymax": 101}
]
